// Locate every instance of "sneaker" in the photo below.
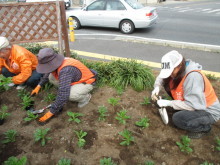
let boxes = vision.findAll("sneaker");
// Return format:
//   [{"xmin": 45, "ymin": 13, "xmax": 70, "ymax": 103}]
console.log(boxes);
[
  {"xmin": 78, "ymin": 94, "xmax": 92, "ymax": 108},
  {"xmin": 16, "ymin": 85, "xmax": 26, "ymax": 90},
  {"xmin": 187, "ymin": 129, "xmax": 211, "ymax": 139}
]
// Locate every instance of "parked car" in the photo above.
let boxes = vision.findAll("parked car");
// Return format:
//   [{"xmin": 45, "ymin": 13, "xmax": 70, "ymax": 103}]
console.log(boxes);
[
  {"xmin": 23, "ymin": 0, "xmax": 71, "ymax": 9},
  {"xmin": 66, "ymin": 0, "xmax": 158, "ymax": 34}
]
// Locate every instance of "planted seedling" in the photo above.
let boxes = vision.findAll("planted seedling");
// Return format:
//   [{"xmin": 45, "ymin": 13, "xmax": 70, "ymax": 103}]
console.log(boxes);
[
  {"xmin": 140, "ymin": 96, "xmax": 151, "ymax": 105},
  {"xmin": 2, "ymin": 129, "xmax": 17, "ymax": 144},
  {"xmin": 135, "ymin": 117, "xmax": 150, "ymax": 128},
  {"xmin": 34, "ymin": 128, "xmax": 51, "ymax": 146},
  {"xmin": 215, "ymin": 136, "xmax": 220, "ymax": 151},
  {"xmin": 44, "ymin": 93, "xmax": 56, "ymax": 102},
  {"xmin": 24, "ymin": 111, "xmax": 38, "ymax": 122},
  {"xmin": 42, "ymin": 83, "xmax": 54, "ymax": 92},
  {"xmin": 3, "ymin": 156, "xmax": 27, "ymax": 165},
  {"xmin": 57, "ymin": 158, "xmax": 71, "ymax": 165},
  {"xmin": 0, "ymin": 105, "xmax": 10, "ymax": 125},
  {"xmin": 98, "ymin": 106, "xmax": 108, "ymax": 121},
  {"xmin": 200, "ymin": 161, "xmax": 214, "ymax": 165},
  {"xmin": 21, "ymin": 95, "xmax": 34, "ymax": 110},
  {"xmin": 108, "ymin": 97, "xmax": 120, "ymax": 107},
  {"xmin": 67, "ymin": 111, "xmax": 83, "ymax": 123},
  {"xmin": 115, "ymin": 109, "xmax": 130, "ymax": 125},
  {"xmin": 17, "ymin": 89, "xmax": 28, "ymax": 99},
  {"xmin": 176, "ymin": 135, "xmax": 193, "ymax": 154},
  {"xmin": 0, "ymin": 75, "xmax": 12, "ymax": 92},
  {"xmin": 118, "ymin": 129, "xmax": 134, "ymax": 146},
  {"xmin": 144, "ymin": 161, "xmax": 155, "ymax": 165},
  {"xmin": 74, "ymin": 130, "xmax": 87, "ymax": 148},
  {"xmin": 100, "ymin": 157, "xmax": 117, "ymax": 165}
]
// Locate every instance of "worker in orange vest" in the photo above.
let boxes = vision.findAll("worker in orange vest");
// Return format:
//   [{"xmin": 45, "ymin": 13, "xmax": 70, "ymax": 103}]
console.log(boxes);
[{"xmin": 151, "ymin": 50, "xmax": 220, "ymax": 139}]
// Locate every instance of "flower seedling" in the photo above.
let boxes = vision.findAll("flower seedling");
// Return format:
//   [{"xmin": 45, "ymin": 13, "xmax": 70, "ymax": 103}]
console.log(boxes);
[
  {"xmin": 118, "ymin": 129, "xmax": 134, "ymax": 146},
  {"xmin": 0, "ymin": 105, "xmax": 10, "ymax": 120},
  {"xmin": 100, "ymin": 157, "xmax": 117, "ymax": 165},
  {"xmin": 74, "ymin": 130, "xmax": 87, "ymax": 148},
  {"xmin": 108, "ymin": 97, "xmax": 120, "ymax": 107},
  {"xmin": 42, "ymin": 83, "xmax": 54, "ymax": 92},
  {"xmin": 67, "ymin": 112, "xmax": 83, "ymax": 123},
  {"xmin": 144, "ymin": 161, "xmax": 155, "ymax": 165},
  {"xmin": 3, "ymin": 156, "xmax": 27, "ymax": 165},
  {"xmin": 200, "ymin": 161, "xmax": 214, "ymax": 165},
  {"xmin": 215, "ymin": 136, "xmax": 220, "ymax": 151},
  {"xmin": 0, "ymin": 75, "xmax": 12, "ymax": 92},
  {"xmin": 34, "ymin": 128, "xmax": 51, "ymax": 146},
  {"xmin": 44, "ymin": 93, "xmax": 56, "ymax": 102},
  {"xmin": 17, "ymin": 89, "xmax": 29, "ymax": 99},
  {"xmin": 176, "ymin": 135, "xmax": 193, "ymax": 154},
  {"xmin": 21, "ymin": 95, "xmax": 34, "ymax": 110},
  {"xmin": 135, "ymin": 117, "xmax": 150, "ymax": 128},
  {"xmin": 24, "ymin": 111, "xmax": 38, "ymax": 122},
  {"xmin": 57, "ymin": 158, "xmax": 71, "ymax": 165},
  {"xmin": 1, "ymin": 129, "xmax": 17, "ymax": 144},
  {"xmin": 140, "ymin": 96, "xmax": 151, "ymax": 105},
  {"xmin": 115, "ymin": 109, "xmax": 130, "ymax": 125},
  {"xmin": 98, "ymin": 106, "xmax": 108, "ymax": 121}
]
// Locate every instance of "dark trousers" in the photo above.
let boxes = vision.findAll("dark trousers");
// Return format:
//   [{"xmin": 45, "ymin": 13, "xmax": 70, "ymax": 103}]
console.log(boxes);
[
  {"xmin": 2, "ymin": 67, "xmax": 43, "ymax": 88},
  {"xmin": 172, "ymin": 110, "xmax": 215, "ymax": 132}
]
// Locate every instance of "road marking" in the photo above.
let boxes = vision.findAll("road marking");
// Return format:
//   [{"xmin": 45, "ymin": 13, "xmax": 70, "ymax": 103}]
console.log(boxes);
[{"xmin": 204, "ymin": 9, "xmax": 220, "ymax": 13}]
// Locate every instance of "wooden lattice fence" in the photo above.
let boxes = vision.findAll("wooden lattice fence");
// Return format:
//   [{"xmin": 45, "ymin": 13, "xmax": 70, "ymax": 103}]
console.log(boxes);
[{"xmin": 0, "ymin": 1, "xmax": 70, "ymax": 56}]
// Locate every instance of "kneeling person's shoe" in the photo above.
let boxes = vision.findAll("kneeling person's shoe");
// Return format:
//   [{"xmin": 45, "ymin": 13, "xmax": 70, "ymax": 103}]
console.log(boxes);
[
  {"xmin": 78, "ymin": 94, "xmax": 91, "ymax": 108},
  {"xmin": 16, "ymin": 84, "xmax": 26, "ymax": 90},
  {"xmin": 187, "ymin": 129, "xmax": 211, "ymax": 139}
]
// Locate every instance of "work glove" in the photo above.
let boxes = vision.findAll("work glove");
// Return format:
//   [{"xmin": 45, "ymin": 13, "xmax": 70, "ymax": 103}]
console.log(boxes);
[
  {"xmin": 39, "ymin": 111, "xmax": 54, "ymax": 122},
  {"xmin": 8, "ymin": 83, "xmax": 15, "ymax": 87},
  {"xmin": 157, "ymin": 99, "xmax": 172, "ymax": 108},
  {"xmin": 31, "ymin": 85, "xmax": 41, "ymax": 96},
  {"xmin": 151, "ymin": 86, "xmax": 160, "ymax": 101}
]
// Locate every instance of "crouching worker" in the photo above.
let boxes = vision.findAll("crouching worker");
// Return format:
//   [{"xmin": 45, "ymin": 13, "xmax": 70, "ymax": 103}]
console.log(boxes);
[
  {"xmin": 151, "ymin": 50, "xmax": 220, "ymax": 139},
  {"xmin": 0, "ymin": 37, "xmax": 42, "ymax": 89},
  {"xmin": 32, "ymin": 48, "xmax": 97, "ymax": 123}
]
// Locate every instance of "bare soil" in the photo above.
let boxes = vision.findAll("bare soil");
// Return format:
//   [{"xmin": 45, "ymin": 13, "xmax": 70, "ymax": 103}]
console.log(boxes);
[{"xmin": 0, "ymin": 77, "xmax": 220, "ymax": 165}]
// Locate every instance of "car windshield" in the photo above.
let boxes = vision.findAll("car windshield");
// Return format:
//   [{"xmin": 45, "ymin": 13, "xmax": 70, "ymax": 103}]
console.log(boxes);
[{"xmin": 124, "ymin": 0, "xmax": 144, "ymax": 9}]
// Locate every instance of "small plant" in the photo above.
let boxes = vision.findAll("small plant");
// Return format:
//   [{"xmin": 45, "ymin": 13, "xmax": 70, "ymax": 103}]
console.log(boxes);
[
  {"xmin": 118, "ymin": 129, "xmax": 134, "ymax": 146},
  {"xmin": 135, "ymin": 117, "xmax": 150, "ymax": 128},
  {"xmin": 17, "ymin": 89, "xmax": 29, "ymax": 99},
  {"xmin": 44, "ymin": 93, "xmax": 56, "ymax": 102},
  {"xmin": 140, "ymin": 96, "xmax": 151, "ymax": 105},
  {"xmin": 100, "ymin": 157, "xmax": 117, "ymax": 165},
  {"xmin": 115, "ymin": 109, "xmax": 130, "ymax": 124},
  {"xmin": 67, "ymin": 112, "xmax": 84, "ymax": 123},
  {"xmin": 205, "ymin": 73, "xmax": 218, "ymax": 80},
  {"xmin": 176, "ymin": 135, "xmax": 193, "ymax": 154},
  {"xmin": 24, "ymin": 111, "xmax": 38, "ymax": 122},
  {"xmin": 144, "ymin": 161, "xmax": 155, "ymax": 165},
  {"xmin": 0, "ymin": 75, "xmax": 12, "ymax": 92},
  {"xmin": 108, "ymin": 97, "xmax": 120, "ymax": 107},
  {"xmin": 3, "ymin": 156, "xmax": 27, "ymax": 165},
  {"xmin": 2, "ymin": 129, "xmax": 17, "ymax": 144},
  {"xmin": 116, "ymin": 87, "xmax": 124, "ymax": 95},
  {"xmin": 0, "ymin": 105, "xmax": 10, "ymax": 120},
  {"xmin": 57, "ymin": 158, "xmax": 71, "ymax": 165},
  {"xmin": 34, "ymin": 128, "xmax": 51, "ymax": 146},
  {"xmin": 200, "ymin": 161, "xmax": 214, "ymax": 165},
  {"xmin": 215, "ymin": 136, "xmax": 220, "ymax": 151},
  {"xmin": 98, "ymin": 106, "xmax": 108, "ymax": 121},
  {"xmin": 74, "ymin": 130, "xmax": 87, "ymax": 148},
  {"xmin": 42, "ymin": 83, "xmax": 54, "ymax": 92},
  {"xmin": 21, "ymin": 95, "xmax": 34, "ymax": 110}
]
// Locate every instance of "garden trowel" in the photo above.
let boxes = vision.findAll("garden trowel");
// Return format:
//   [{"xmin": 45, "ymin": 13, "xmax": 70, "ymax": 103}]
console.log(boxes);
[
  {"xmin": 158, "ymin": 96, "xmax": 169, "ymax": 125},
  {"xmin": 29, "ymin": 104, "xmax": 51, "ymax": 114}
]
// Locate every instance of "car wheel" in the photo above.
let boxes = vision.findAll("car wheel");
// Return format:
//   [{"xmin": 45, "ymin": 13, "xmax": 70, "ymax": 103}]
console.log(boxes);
[
  {"xmin": 120, "ymin": 20, "xmax": 134, "ymax": 34},
  {"xmin": 72, "ymin": 17, "xmax": 81, "ymax": 30}
]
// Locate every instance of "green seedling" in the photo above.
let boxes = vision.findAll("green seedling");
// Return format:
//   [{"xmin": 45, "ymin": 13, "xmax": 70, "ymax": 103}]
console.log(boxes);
[
  {"xmin": 74, "ymin": 130, "xmax": 87, "ymax": 148},
  {"xmin": 57, "ymin": 158, "xmax": 71, "ymax": 165},
  {"xmin": 42, "ymin": 83, "xmax": 54, "ymax": 92},
  {"xmin": 200, "ymin": 161, "xmax": 214, "ymax": 165},
  {"xmin": 24, "ymin": 111, "xmax": 38, "ymax": 122},
  {"xmin": 118, "ymin": 129, "xmax": 134, "ymax": 146},
  {"xmin": 21, "ymin": 95, "xmax": 34, "ymax": 110},
  {"xmin": 0, "ymin": 105, "xmax": 10, "ymax": 120},
  {"xmin": 67, "ymin": 112, "xmax": 83, "ymax": 123},
  {"xmin": 44, "ymin": 93, "xmax": 56, "ymax": 102},
  {"xmin": 3, "ymin": 156, "xmax": 27, "ymax": 165},
  {"xmin": 108, "ymin": 97, "xmax": 120, "ymax": 107},
  {"xmin": 215, "ymin": 136, "xmax": 220, "ymax": 151},
  {"xmin": 140, "ymin": 96, "xmax": 151, "ymax": 105},
  {"xmin": 0, "ymin": 75, "xmax": 12, "ymax": 92},
  {"xmin": 135, "ymin": 117, "xmax": 150, "ymax": 128},
  {"xmin": 176, "ymin": 135, "xmax": 193, "ymax": 154},
  {"xmin": 17, "ymin": 89, "xmax": 28, "ymax": 99},
  {"xmin": 100, "ymin": 157, "xmax": 117, "ymax": 165},
  {"xmin": 115, "ymin": 109, "xmax": 130, "ymax": 125},
  {"xmin": 116, "ymin": 86, "xmax": 124, "ymax": 95},
  {"xmin": 144, "ymin": 161, "xmax": 155, "ymax": 165},
  {"xmin": 2, "ymin": 129, "xmax": 17, "ymax": 144},
  {"xmin": 34, "ymin": 128, "xmax": 51, "ymax": 146},
  {"xmin": 98, "ymin": 106, "xmax": 108, "ymax": 121}
]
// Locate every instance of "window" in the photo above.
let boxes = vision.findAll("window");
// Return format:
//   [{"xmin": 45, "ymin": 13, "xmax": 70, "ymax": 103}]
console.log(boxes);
[
  {"xmin": 87, "ymin": 0, "xmax": 106, "ymax": 10},
  {"xmin": 106, "ymin": 0, "xmax": 126, "ymax": 10}
]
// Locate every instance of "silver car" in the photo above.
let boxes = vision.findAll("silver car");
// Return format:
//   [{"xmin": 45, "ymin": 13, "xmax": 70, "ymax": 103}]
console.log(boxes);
[{"xmin": 66, "ymin": 0, "xmax": 158, "ymax": 34}]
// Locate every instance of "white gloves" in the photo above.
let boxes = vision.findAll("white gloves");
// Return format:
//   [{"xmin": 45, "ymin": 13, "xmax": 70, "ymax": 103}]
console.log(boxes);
[
  {"xmin": 8, "ymin": 83, "xmax": 15, "ymax": 87},
  {"xmin": 157, "ymin": 99, "xmax": 172, "ymax": 107},
  {"xmin": 151, "ymin": 86, "xmax": 160, "ymax": 101}
]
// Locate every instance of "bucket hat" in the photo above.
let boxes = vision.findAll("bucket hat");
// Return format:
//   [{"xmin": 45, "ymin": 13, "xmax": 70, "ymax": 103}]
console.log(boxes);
[
  {"xmin": 0, "ymin": 37, "xmax": 9, "ymax": 50},
  {"xmin": 37, "ymin": 48, "xmax": 64, "ymax": 74}
]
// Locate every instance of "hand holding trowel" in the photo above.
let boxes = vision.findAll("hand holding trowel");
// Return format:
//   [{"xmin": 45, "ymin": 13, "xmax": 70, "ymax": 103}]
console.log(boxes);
[{"xmin": 29, "ymin": 104, "xmax": 51, "ymax": 114}]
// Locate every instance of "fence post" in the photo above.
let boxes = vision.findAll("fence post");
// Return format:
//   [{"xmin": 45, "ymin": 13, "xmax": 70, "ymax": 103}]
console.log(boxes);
[{"xmin": 68, "ymin": 17, "xmax": 75, "ymax": 42}]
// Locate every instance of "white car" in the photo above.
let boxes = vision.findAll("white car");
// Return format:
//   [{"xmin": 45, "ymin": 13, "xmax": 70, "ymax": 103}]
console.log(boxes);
[{"xmin": 66, "ymin": 0, "xmax": 158, "ymax": 34}]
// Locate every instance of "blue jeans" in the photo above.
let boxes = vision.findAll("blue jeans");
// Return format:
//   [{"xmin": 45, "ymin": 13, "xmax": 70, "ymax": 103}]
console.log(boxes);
[
  {"xmin": 2, "ymin": 67, "xmax": 43, "ymax": 88},
  {"xmin": 172, "ymin": 110, "xmax": 215, "ymax": 132}
]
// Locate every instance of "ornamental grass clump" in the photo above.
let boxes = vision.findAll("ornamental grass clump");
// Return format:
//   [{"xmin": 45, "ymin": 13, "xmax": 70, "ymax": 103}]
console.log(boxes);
[
  {"xmin": 2, "ymin": 129, "xmax": 17, "ymax": 144},
  {"xmin": 3, "ymin": 156, "xmax": 27, "ymax": 165},
  {"xmin": 34, "ymin": 128, "xmax": 51, "ymax": 146}
]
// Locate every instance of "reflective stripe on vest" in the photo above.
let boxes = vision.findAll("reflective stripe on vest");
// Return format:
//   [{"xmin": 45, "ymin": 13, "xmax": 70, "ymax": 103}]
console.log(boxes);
[
  {"xmin": 52, "ymin": 58, "xmax": 95, "ymax": 85},
  {"xmin": 170, "ymin": 70, "xmax": 217, "ymax": 107}
]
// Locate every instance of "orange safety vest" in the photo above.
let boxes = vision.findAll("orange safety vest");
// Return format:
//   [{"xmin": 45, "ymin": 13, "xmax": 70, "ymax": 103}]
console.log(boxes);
[
  {"xmin": 52, "ymin": 58, "xmax": 96, "ymax": 85},
  {"xmin": 170, "ymin": 70, "xmax": 217, "ymax": 107}
]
